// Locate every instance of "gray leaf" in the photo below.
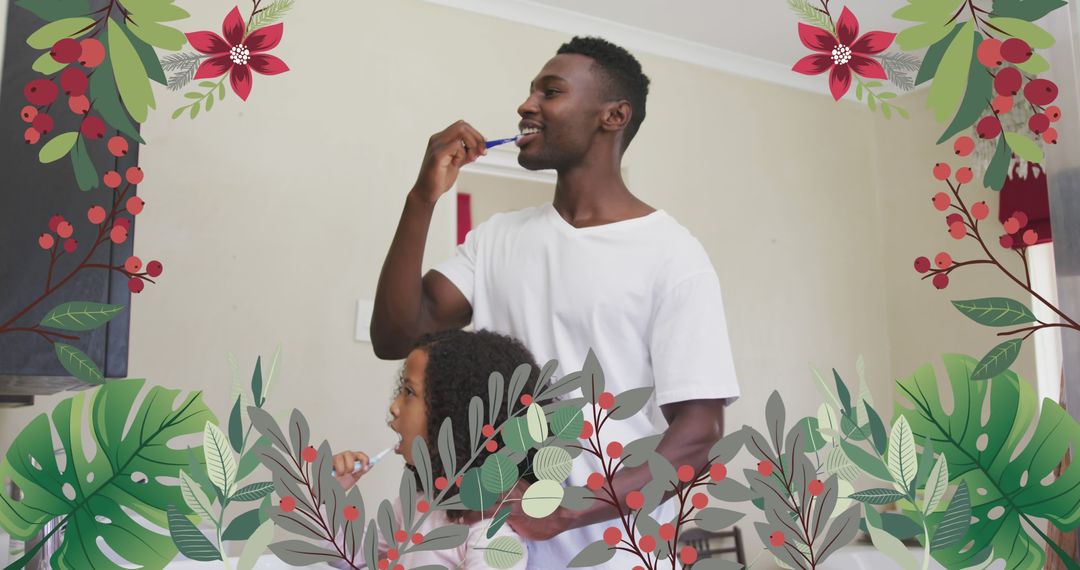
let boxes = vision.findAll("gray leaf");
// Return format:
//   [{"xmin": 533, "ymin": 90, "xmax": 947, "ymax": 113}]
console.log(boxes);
[
  {"xmin": 438, "ymin": 417, "xmax": 456, "ymax": 477},
  {"xmin": 815, "ymin": 505, "xmax": 861, "ymax": 563},
  {"xmin": 696, "ymin": 507, "xmax": 745, "ymax": 531},
  {"xmin": 268, "ymin": 540, "xmax": 340, "ymax": 566},
  {"xmin": 560, "ymin": 486, "xmax": 595, "ymax": 511},
  {"xmin": 469, "ymin": 396, "xmax": 484, "ymax": 452},
  {"xmin": 581, "ymin": 349, "xmax": 606, "ymax": 402},
  {"xmin": 622, "ymin": 434, "xmax": 664, "ymax": 468},
  {"xmin": 608, "ymin": 387, "xmax": 654, "ymax": 420},
  {"xmin": 410, "ymin": 524, "xmax": 469, "ymax": 552},
  {"xmin": 567, "ymin": 538, "xmax": 615, "ymax": 567},
  {"xmin": 488, "ymin": 372, "xmax": 505, "ymax": 424},
  {"xmin": 288, "ymin": 408, "xmax": 310, "ymax": 463},
  {"xmin": 765, "ymin": 391, "xmax": 787, "ymax": 452}
]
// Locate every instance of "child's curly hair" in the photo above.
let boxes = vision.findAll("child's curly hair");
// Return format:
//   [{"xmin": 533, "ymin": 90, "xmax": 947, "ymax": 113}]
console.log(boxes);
[{"xmin": 401, "ymin": 329, "xmax": 541, "ymax": 520}]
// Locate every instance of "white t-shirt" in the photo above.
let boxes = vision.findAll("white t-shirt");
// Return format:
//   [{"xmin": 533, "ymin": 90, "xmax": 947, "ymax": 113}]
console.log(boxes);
[{"xmin": 433, "ymin": 203, "xmax": 740, "ymax": 570}]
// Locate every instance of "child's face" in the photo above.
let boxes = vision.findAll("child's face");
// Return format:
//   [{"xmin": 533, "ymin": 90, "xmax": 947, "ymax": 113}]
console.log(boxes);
[{"xmin": 389, "ymin": 348, "xmax": 429, "ymax": 466}]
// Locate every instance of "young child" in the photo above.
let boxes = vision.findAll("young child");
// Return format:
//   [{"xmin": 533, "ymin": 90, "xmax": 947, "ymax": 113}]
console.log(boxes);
[{"xmin": 333, "ymin": 329, "xmax": 538, "ymax": 569}]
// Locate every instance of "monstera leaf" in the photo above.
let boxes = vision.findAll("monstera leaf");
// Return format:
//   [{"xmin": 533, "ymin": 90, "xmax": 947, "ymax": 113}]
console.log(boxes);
[
  {"xmin": 895, "ymin": 355, "xmax": 1080, "ymax": 570},
  {"xmin": 0, "ymin": 379, "xmax": 215, "ymax": 569}
]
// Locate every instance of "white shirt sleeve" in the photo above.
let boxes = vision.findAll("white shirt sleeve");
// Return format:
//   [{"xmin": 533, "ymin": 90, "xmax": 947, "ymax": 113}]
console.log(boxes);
[
  {"xmin": 432, "ymin": 223, "xmax": 481, "ymax": 308},
  {"xmin": 649, "ymin": 271, "xmax": 741, "ymax": 408}
]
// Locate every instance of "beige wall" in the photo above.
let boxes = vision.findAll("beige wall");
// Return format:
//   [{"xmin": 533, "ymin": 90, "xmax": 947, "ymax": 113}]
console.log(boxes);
[{"xmin": 0, "ymin": 0, "xmax": 1043, "ymax": 564}]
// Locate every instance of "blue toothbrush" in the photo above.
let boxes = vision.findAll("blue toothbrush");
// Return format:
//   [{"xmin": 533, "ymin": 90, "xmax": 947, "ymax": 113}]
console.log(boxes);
[
  {"xmin": 485, "ymin": 136, "xmax": 520, "ymax": 149},
  {"xmin": 331, "ymin": 445, "xmax": 394, "ymax": 476}
]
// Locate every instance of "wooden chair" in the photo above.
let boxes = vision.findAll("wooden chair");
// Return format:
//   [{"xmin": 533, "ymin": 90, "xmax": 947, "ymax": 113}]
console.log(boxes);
[{"xmin": 678, "ymin": 526, "xmax": 746, "ymax": 567}]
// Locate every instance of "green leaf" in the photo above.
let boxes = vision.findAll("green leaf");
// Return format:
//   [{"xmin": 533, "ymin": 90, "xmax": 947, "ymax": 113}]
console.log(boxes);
[
  {"xmin": 567, "ymin": 539, "xmax": 615, "ymax": 567},
  {"xmin": 896, "ymin": 106, "xmax": 911, "ymax": 119},
  {"xmin": 222, "ymin": 508, "xmax": 262, "ymax": 541},
  {"xmin": 865, "ymin": 403, "xmax": 889, "ymax": 455},
  {"xmin": 609, "ymin": 386, "xmax": 653, "ymax": 420},
  {"xmin": 868, "ymin": 93, "xmax": 878, "ymax": 111},
  {"xmin": 200, "ymin": 81, "xmax": 218, "ymax": 88},
  {"xmin": 91, "ymin": 55, "xmax": 146, "ymax": 143},
  {"xmin": 190, "ymin": 101, "xmax": 201, "ymax": 119},
  {"xmin": 108, "ymin": 19, "xmax": 155, "ymax": 123},
  {"xmin": 238, "ymin": 519, "xmax": 275, "ymax": 570},
  {"xmin": 801, "ymin": 417, "xmax": 828, "ymax": 453},
  {"xmin": 917, "ymin": 23, "xmax": 964, "ymax": 86},
  {"xmin": 40, "ymin": 302, "xmax": 124, "ymax": 331},
  {"xmin": 251, "ymin": 355, "xmax": 264, "ymax": 406},
  {"xmin": 840, "ymin": 439, "xmax": 892, "ymax": 481},
  {"xmin": 231, "ymin": 482, "xmax": 274, "ymax": 502},
  {"xmin": 480, "ymin": 454, "xmax": 519, "ymax": 494},
  {"xmin": 218, "ymin": 81, "xmax": 226, "ymax": 100},
  {"xmin": 864, "ymin": 504, "xmax": 920, "ymax": 570},
  {"xmin": 882, "ymin": 103, "xmax": 893, "ymax": 119},
  {"xmin": 237, "ymin": 436, "xmax": 270, "ymax": 481},
  {"xmin": 166, "ymin": 505, "xmax": 221, "ymax": 561},
  {"xmin": 931, "ymin": 480, "xmax": 971, "ymax": 551},
  {"xmin": 39, "ymin": 132, "xmax": 78, "ymax": 164},
  {"xmin": 486, "ymin": 506, "xmax": 513, "ymax": 539},
  {"xmin": 521, "ymin": 480, "xmax": 564, "ymax": 518},
  {"xmin": 856, "ymin": 81, "xmax": 864, "ymax": 100},
  {"xmin": 533, "ymin": 446, "xmax": 573, "ymax": 482},
  {"xmin": 70, "ymin": 137, "xmax": 99, "ymax": 191},
  {"xmin": 204, "ymin": 421, "xmax": 238, "ymax": 498},
  {"xmin": 126, "ymin": 18, "xmax": 186, "ymax": 51},
  {"xmin": 483, "ymin": 535, "xmax": 525, "ymax": 569},
  {"xmin": 525, "ymin": 402, "xmax": 549, "ymax": 442},
  {"xmin": 849, "ymin": 488, "xmax": 908, "ymax": 504},
  {"xmin": 26, "ymin": 17, "xmax": 95, "ymax": 49},
  {"xmin": 991, "ymin": 0, "xmax": 1067, "ymax": 22},
  {"xmin": 923, "ymin": 454, "xmax": 949, "ymax": 514},
  {"xmin": 205, "ymin": 91, "xmax": 215, "ymax": 111},
  {"xmin": 952, "ymin": 298, "xmax": 1037, "ymax": 327},
  {"xmin": 459, "ymin": 467, "xmax": 498, "ymax": 511},
  {"xmin": 32, "ymin": 52, "xmax": 67, "ymax": 74},
  {"xmin": 114, "ymin": 21, "xmax": 169, "ymax": 86},
  {"xmin": 16, "ymin": 0, "xmax": 90, "ymax": 20},
  {"xmin": 0, "ymin": 379, "xmax": 215, "ymax": 568},
  {"xmin": 893, "ymin": 0, "xmax": 965, "ymax": 23},
  {"xmin": 972, "ymin": 338, "xmax": 1024, "ymax": 380},
  {"xmin": 897, "ymin": 22, "xmax": 958, "ymax": 51},
  {"xmin": 833, "ymin": 369, "xmax": 852, "ymax": 417},
  {"xmin": 1016, "ymin": 53, "xmax": 1050, "ymax": 74},
  {"xmin": 988, "ymin": 17, "xmax": 1055, "ymax": 48},
  {"xmin": 984, "ymin": 134, "xmax": 1012, "ymax": 190},
  {"xmin": 501, "ymin": 417, "xmax": 537, "ymax": 454},
  {"xmin": 895, "ymin": 355, "xmax": 1080, "ymax": 569},
  {"xmin": 887, "ymin": 416, "xmax": 919, "ymax": 489},
  {"xmin": 928, "ymin": 22, "xmax": 975, "ymax": 124},
  {"xmin": 938, "ymin": 33, "xmax": 991, "ymax": 143},
  {"xmin": 179, "ymin": 470, "xmax": 215, "ymax": 522},
  {"xmin": 1004, "ymin": 132, "xmax": 1044, "ymax": 164},
  {"xmin": 184, "ymin": 91, "xmax": 203, "ymax": 99},
  {"xmin": 54, "ymin": 342, "xmax": 104, "ymax": 384},
  {"xmin": 229, "ymin": 396, "xmax": 244, "ymax": 454},
  {"xmin": 549, "ymin": 406, "xmax": 584, "ymax": 440}
]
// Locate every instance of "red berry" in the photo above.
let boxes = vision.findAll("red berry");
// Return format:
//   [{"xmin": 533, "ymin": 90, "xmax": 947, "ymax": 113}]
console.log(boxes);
[
  {"xmin": 387, "ymin": 549, "xmax": 398, "ymax": 561},
  {"xmin": 411, "ymin": 533, "xmax": 423, "ymax": 545},
  {"xmin": 301, "ymin": 446, "xmax": 317, "ymax": 463},
  {"xmin": 394, "ymin": 529, "xmax": 408, "ymax": 543},
  {"xmin": 126, "ymin": 196, "xmax": 145, "ymax": 215},
  {"xmin": 520, "ymin": 394, "xmax": 533, "ymax": 406},
  {"xmin": 933, "ymin": 273, "xmax": 950, "ymax": 289},
  {"xmin": 659, "ymin": 523, "xmax": 676, "ymax": 541},
  {"xmin": 455, "ymin": 475, "xmax": 463, "ymax": 487},
  {"xmin": 933, "ymin": 163, "xmax": 951, "ymax": 181},
  {"xmin": 60, "ymin": 67, "xmax": 88, "ymax": 96},
  {"xmin": 586, "ymin": 472, "xmax": 605, "ymax": 491},
  {"xmin": 48, "ymin": 214, "xmax": 66, "ymax": 233},
  {"xmin": 606, "ymin": 441, "xmax": 623, "ymax": 458},
  {"xmin": 992, "ymin": 94, "xmax": 1014, "ymax": 114},
  {"xmin": 710, "ymin": 463, "xmax": 727, "ymax": 481},
  {"xmin": 124, "ymin": 256, "xmax": 142, "ymax": 273},
  {"xmin": 691, "ymin": 492, "xmax": 709, "ymax": 509},
  {"xmin": 809, "ymin": 479, "xmax": 825, "ymax": 497},
  {"xmin": 638, "ymin": 535, "xmax": 656, "ymax": 553},
  {"xmin": 485, "ymin": 440, "xmax": 498, "ymax": 452},
  {"xmin": 103, "ymin": 170, "xmax": 122, "ymax": 188},
  {"xmin": 946, "ymin": 213, "xmax": 963, "ymax": 226},
  {"xmin": 971, "ymin": 202, "xmax": 989, "ymax": 220},
  {"xmin": 770, "ymin": 531, "xmax": 785, "ymax": 547},
  {"xmin": 24, "ymin": 127, "xmax": 41, "ymax": 145},
  {"xmin": 603, "ymin": 527, "xmax": 621, "ymax": 546},
  {"xmin": 579, "ymin": 421, "xmax": 593, "ymax": 439},
  {"xmin": 677, "ymin": 464, "xmax": 696, "ymax": 483},
  {"xmin": 949, "ymin": 221, "xmax": 967, "ymax": 239},
  {"xmin": 1043, "ymin": 127, "xmax": 1058, "ymax": 144},
  {"xmin": 377, "ymin": 561, "xmax": 389, "ymax": 570},
  {"xmin": 50, "ymin": 38, "xmax": 82, "ymax": 64},
  {"xmin": 1004, "ymin": 217, "xmax": 1021, "ymax": 234},
  {"xmin": 392, "ymin": 565, "xmax": 403, "ymax": 570},
  {"xmin": 994, "ymin": 67, "xmax": 1022, "ymax": 96},
  {"xmin": 1023, "ymin": 229, "xmax": 1039, "ymax": 245},
  {"xmin": 914, "ymin": 256, "xmax": 931, "ymax": 273},
  {"xmin": 680, "ymin": 546, "xmax": 698, "ymax": 565},
  {"xmin": 1029, "ymin": 113, "xmax": 1050, "ymax": 134},
  {"xmin": 31, "ymin": 113, "xmax": 53, "ymax": 134},
  {"xmin": 126, "ymin": 166, "xmax": 144, "ymax": 184},
  {"xmin": 38, "ymin": 233, "xmax": 54, "ymax": 249},
  {"xmin": 626, "ymin": 490, "xmax": 644, "ymax": 510},
  {"xmin": 20, "ymin": 105, "xmax": 38, "ymax": 123},
  {"xmin": 79, "ymin": 38, "xmax": 105, "ymax": 67},
  {"xmin": 417, "ymin": 500, "xmax": 429, "ymax": 513},
  {"xmin": 1046, "ymin": 105, "xmax": 1061, "ymax": 122},
  {"xmin": 977, "ymin": 38, "xmax": 1003, "ymax": 67},
  {"xmin": 481, "ymin": 424, "xmax": 495, "ymax": 437},
  {"xmin": 80, "ymin": 116, "xmax": 105, "ymax": 139},
  {"xmin": 1012, "ymin": 211, "xmax": 1029, "ymax": 227},
  {"xmin": 434, "ymin": 476, "xmax": 448, "ymax": 490},
  {"xmin": 68, "ymin": 95, "xmax": 90, "ymax": 115},
  {"xmin": 932, "ymin": 192, "xmax": 950, "ymax": 211},
  {"xmin": 108, "ymin": 136, "xmax": 129, "ymax": 157},
  {"xmin": 87, "ymin": 205, "xmax": 107, "ymax": 225},
  {"xmin": 956, "ymin": 167, "xmax": 973, "ymax": 184},
  {"xmin": 1024, "ymin": 78, "xmax": 1059, "ymax": 106},
  {"xmin": 128, "ymin": 277, "xmax": 144, "ymax": 293},
  {"xmin": 56, "ymin": 221, "xmax": 73, "ymax": 239},
  {"xmin": 935, "ymin": 252, "xmax": 953, "ymax": 269},
  {"xmin": 598, "ymin": 392, "xmax": 615, "ymax": 410},
  {"xmin": 1000, "ymin": 234, "xmax": 1015, "ymax": 248},
  {"xmin": 1001, "ymin": 38, "xmax": 1033, "ymax": 64},
  {"xmin": 953, "ymin": 135, "xmax": 975, "ymax": 156},
  {"xmin": 114, "ymin": 217, "xmax": 131, "ymax": 230},
  {"xmin": 344, "ymin": 505, "xmax": 359, "ymax": 521},
  {"xmin": 110, "ymin": 225, "xmax": 128, "ymax": 244},
  {"xmin": 757, "ymin": 461, "xmax": 773, "ymax": 477},
  {"xmin": 977, "ymin": 116, "xmax": 1002, "ymax": 139},
  {"xmin": 279, "ymin": 496, "xmax": 296, "ymax": 512},
  {"xmin": 25, "ymin": 79, "xmax": 59, "ymax": 106}
]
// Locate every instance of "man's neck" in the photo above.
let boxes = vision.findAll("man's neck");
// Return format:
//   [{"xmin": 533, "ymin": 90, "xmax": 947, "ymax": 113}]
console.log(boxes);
[{"xmin": 552, "ymin": 155, "xmax": 652, "ymax": 227}]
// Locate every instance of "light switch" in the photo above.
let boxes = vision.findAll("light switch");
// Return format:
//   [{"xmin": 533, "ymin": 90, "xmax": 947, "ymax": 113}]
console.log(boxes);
[{"xmin": 355, "ymin": 299, "xmax": 374, "ymax": 342}]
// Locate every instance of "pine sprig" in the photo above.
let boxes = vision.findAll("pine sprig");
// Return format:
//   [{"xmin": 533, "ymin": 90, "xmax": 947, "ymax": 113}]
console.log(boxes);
[
  {"xmin": 787, "ymin": 0, "xmax": 834, "ymax": 32},
  {"xmin": 247, "ymin": 0, "xmax": 295, "ymax": 32},
  {"xmin": 876, "ymin": 52, "xmax": 923, "ymax": 92},
  {"xmin": 160, "ymin": 52, "xmax": 207, "ymax": 91}
]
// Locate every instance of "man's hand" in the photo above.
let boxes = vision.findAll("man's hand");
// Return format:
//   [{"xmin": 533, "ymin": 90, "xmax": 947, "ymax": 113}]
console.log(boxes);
[
  {"xmin": 411, "ymin": 120, "xmax": 487, "ymax": 205},
  {"xmin": 504, "ymin": 482, "xmax": 571, "ymax": 541}
]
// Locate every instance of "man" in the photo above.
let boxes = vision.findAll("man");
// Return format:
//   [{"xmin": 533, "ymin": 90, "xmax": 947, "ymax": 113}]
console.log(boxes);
[{"xmin": 370, "ymin": 36, "xmax": 740, "ymax": 569}]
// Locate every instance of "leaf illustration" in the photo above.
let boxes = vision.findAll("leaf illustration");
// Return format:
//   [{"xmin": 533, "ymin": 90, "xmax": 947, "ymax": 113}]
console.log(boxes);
[
  {"xmin": 204, "ymin": 421, "xmax": 238, "ymax": 498},
  {"xmin": 166, "ymin": 504, "xmax": 221, "ymax": 561},
  {"xmin": 54, "ymin": 342, "xmax": 104, "ymax": 384}
]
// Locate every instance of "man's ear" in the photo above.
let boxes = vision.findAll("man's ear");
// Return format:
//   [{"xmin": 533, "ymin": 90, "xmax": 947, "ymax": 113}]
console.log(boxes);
[{"xmin": 600, "ymin": 100, "xmax": 632, "ymax": 133}]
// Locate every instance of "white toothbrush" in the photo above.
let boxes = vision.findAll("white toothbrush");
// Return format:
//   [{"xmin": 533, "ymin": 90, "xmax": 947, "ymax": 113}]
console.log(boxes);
[{"xmin": 331, "ymin": 445, "xmax": 394, "ymax": 476}]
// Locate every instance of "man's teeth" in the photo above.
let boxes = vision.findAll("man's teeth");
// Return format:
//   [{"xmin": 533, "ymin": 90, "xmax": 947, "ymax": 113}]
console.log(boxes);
[{"xmin": 520, "ymin": 127, "xmax": 541, "ymax": 135}]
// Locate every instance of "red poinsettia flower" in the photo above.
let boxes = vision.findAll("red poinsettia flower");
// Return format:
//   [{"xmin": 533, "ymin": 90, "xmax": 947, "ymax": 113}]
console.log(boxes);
[
  {"xmin": 186, "ymin": 6, "xmax": 289, "ymax": 101},
  {"xmin": 792, "ymin": 7, "xmax": 895, "ymax": 101}
]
